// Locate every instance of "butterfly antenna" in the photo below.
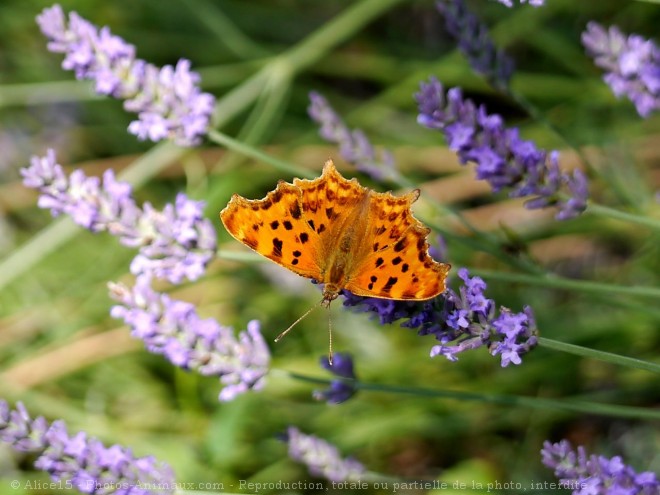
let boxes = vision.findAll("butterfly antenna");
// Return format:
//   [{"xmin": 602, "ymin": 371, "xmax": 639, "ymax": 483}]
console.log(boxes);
[
  {"xmin": 274, "ymin": 301, "xmax": 322, "ymax": 342},
  {"xmin": 327, "ymin": 306, "xmax": 334, "ymax": 366}
]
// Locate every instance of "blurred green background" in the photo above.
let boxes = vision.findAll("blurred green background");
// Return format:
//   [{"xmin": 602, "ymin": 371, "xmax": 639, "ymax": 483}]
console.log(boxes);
[{"xmin": 1, "ymin": 0, "xmax": 659, "ymax": 493}]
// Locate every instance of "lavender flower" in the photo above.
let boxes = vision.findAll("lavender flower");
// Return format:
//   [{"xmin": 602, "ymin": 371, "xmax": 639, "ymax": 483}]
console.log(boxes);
[
  {"xmin": 582, "ymin": 22, "xmax": 660, "ymax": 118},
  {"xmin": 36, "ymin": 4, "xmax": 215, "ymax": 146},
  {"xmin": 109, "ymin": 276, "xmax": 270, "ymax": 401},
  {"xmin": 436, "ymin": 0, "xmax": 514, "ymax": 90},
  {"xmin": 1, "ymin": 400, "xmax": 175, "ymax": 494},
  {"xmin": 416, "ymin": 77, "xmax": 588, "ymax": 220},
  {"xmin": 494, "ymin": 0, "xmax": 545, "ymax": 6},
  {"xmin": 284, "ymin": 427, "xmax": 366, "ymax": 482},
  {"xmin": 308, "ymin": 92, "xmax": 399, "ymax": 182},
  {"xmin": 342, "ymin": 268, "xmax": 538, "ymax": 367},
  {"xmin": 313, "ymin": 353, "xmax": 358, "ymax": 404},
  {"xmin": 541, "ymin": 440, "xmax": 660, "ymax": 495},
  {"xmin": 21, "ymin": 149, "xmax": 217, "ymax": 284},
  {"xmin": 0, "ymin": 401, "xmax": 48, "ymax": 452}
]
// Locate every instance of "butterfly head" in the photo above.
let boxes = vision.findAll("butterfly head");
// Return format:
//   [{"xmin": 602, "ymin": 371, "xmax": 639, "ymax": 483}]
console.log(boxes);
[{"xmin": 321, "ymin": 284, "xmax": 341, "ymax": 308}]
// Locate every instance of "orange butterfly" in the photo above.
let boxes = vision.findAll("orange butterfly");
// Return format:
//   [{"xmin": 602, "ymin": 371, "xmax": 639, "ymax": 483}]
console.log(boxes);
[{"xmin": 220, "ymin": 160, "xmax": 450, "ymax": 356}]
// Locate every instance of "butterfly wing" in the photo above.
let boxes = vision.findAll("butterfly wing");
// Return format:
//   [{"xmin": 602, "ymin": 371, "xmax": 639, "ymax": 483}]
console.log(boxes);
[
  {"xmin": 345, "ymin": 190, "xmax": 450, "ymax": 300},
  {"xmin": 293, "ymin": 160, "xmax": 364, "ymax": 238},
  {"xmin": 220, "ymin": 181, "xmax": 321, "ymax": 280},
  {"xmin": 221, "ymin": 159, "xmax": 449, "ymax": 300}
]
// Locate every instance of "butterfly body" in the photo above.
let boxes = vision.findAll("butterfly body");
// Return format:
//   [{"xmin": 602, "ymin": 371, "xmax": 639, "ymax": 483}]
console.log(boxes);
[
  {"xmin": 318, "ymin": 188, "xmax": 371, "ymax": 303},
  {"xmin": 220, "ymin": 160, "xmax": 450, "ymax": 305}
]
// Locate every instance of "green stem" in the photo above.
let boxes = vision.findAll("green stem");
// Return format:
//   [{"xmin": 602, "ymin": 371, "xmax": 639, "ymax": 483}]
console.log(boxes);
[
  {"xmin": 423, "ymin": 219, "xmax": 545, "ymax": 275},
  {"xmin": 219, "ymin": 0, "xmax": 409, "ymax": 117},
  {"xmin": 587, "ymin": 202, "xmax": 660, "ymax": 231},
  {"xmin": 209, "ymin": 0, "xmax": 413, "ymax": 157},
  {"xmin": 181, "ymin": 0, "xmax": 270, "ymax": 59},
  {"xmin": 217, "ymin": 250, "xmax": 264, "ymax": 264},
  {"xmin": 210, "ymin": 70, "xmax": 270, "ymax": 127},
  {"xmin": 208, "ymin": 130, "xmax": 312, "ymax": 178},
  {"xmin": 0, "ymin": 218, "xmax": 81, "ymax": 293},
  {"xmin": 539, "ymin": 338, "xmax": 660, "ymax": 374},
  {"xmin": 284, "ymin": 372, "xmax": 660, "ymax": 420},
  {"xmin": 235, "ymin": 69, "xmax": 292, "ymax": 147},
  {"xmin": 0, "ymin": 80, "xmax": 100, "ymax": 107},
  {"xmin": 506, "ymin": 88, "xmax": 594, "ymax": 174},
  {"xmin": 469, "ymin": 268, "xmax": 660, "ymax": 300},
  {"xmin": 279, "ymin": 0, "xmax": 408, "ymax": 72}
]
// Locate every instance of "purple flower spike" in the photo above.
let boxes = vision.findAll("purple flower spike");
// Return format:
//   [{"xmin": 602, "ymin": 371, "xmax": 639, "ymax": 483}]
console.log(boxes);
[
  {"xmin": 494, "ymin": 0, "xmax": 545, "ymax": 6},
  {"xmin": 541, "ymin": 439, "xmax": 660, "ymax": 495},
  {"xmin": 313, "ymin": 353, "xmax": 358, "ymax": 404},
  {"xmin": 21, "ymin": 150, "xmax": 217, "ymax": 284},
  {"xmin": 342, "ymin": 268, "xmax": 538, "ymax": 366},
  {"xmin": 36, "ymin": 4, "xmax": 215, "ymax": 146},
  {"xmin": 308, "ymin": 92, "xmax": 399, "ymax": 182},
  {"xmin": 436, "ymin": 0, "xmax": 515, "ymax": 89},
  {"xmin": 109, "ymin": 276, "xmax": 271, "ymax": 402},
  {"xmin": 128, "ymin": 193, "xmax": 218, "ymax": 283},
  {"xmin": 0, "ymin": 401, "xmax": 48, "ymax": 452},
  {"xmin": 582, "ymin": 22, "xmax": 660, "ymax": 118},
  {"xmin": 284, "ymin": 427, "xmax": 366, "ymax": 482},
  {"xmin": 1, "ymin": 400, "xmax": 175, "ymax": 495},
  {"xmin": 416, "ymin": 78, "xmax": 588, "ymax": 220}
]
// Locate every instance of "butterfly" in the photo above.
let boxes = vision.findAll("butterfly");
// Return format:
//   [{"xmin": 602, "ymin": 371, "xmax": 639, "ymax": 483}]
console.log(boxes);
[{"xmin": 220, "ymin": 160, "xmax": 450, "ymax": 357}]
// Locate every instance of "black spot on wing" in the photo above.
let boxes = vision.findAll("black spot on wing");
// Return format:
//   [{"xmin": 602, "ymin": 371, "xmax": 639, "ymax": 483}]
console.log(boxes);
[
  {"xmin": 290, "ymin": 202, "xmax": 302, "ymax": 219},
  {"xmin": 402, "ymin": 289, "xmax": 418, "ymax": 299},
  {"xmin": 375, "ymin": 257, "xmax": 384, "ymax": 268},
  {"xmin": 272, "ymin": 238, "xmax": 283, "ymax": 258},
  {"xmin": 270, "ymin": 220, "xmax": 279, "ymax": 230},
  {"xmin": 394, "ymin": 238, "xmax": 407, "ymax": 252},
  {"xmin": 283, "ymin": 220, "xmax": 293, "ymax": 230},
  {"xmin": 392, "ymin": 256, "xmax": 402, "ymax": 265},
  {"xmin": 382, "ymin": 276, "xmax": 398, "ymax": 294},
  {"xmin": 402, "ymin": 263, "xmax": 409, "ymax": 273},
  {"xmin": 300, "ymin": 232, "xmax": 309, "ymax": 244},
  {"xmin": 244, "ymin": 237, "xmax": 258, "ymax": 249}
]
